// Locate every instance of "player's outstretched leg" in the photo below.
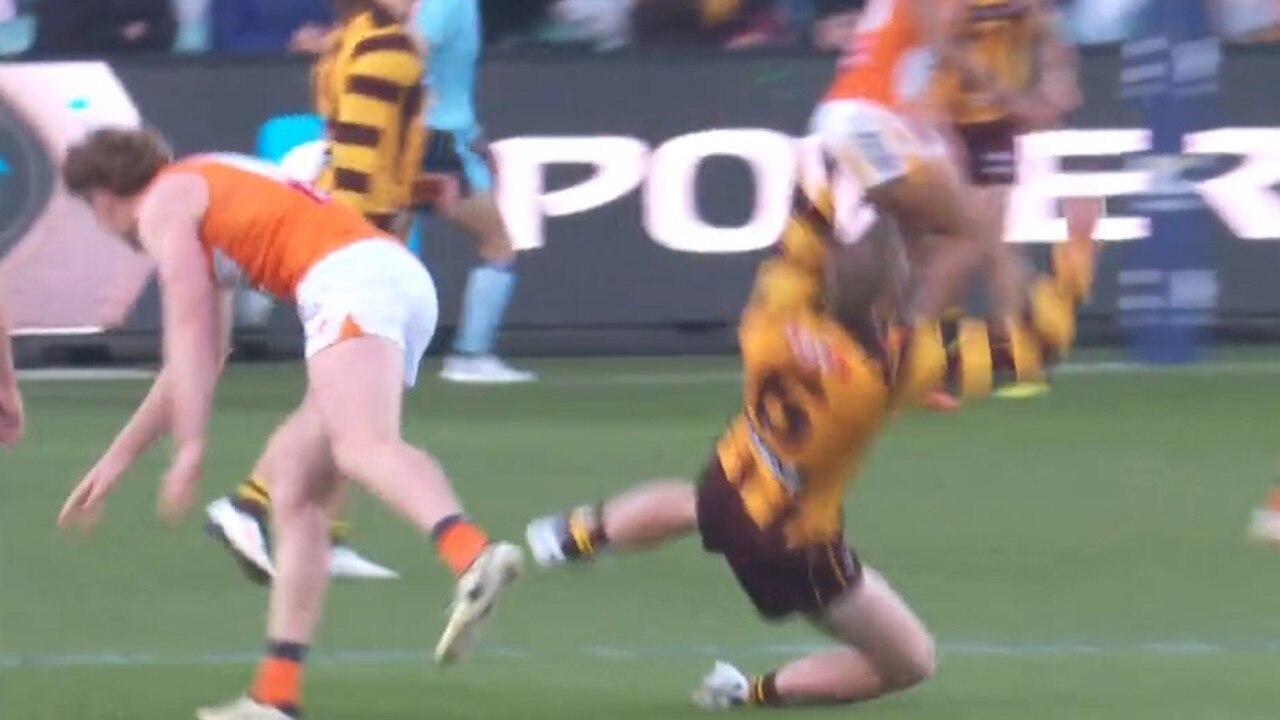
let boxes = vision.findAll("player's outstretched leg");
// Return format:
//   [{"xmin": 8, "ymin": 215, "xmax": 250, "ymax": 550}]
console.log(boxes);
[
  {"xmin": 526, "ymin": 480, "xmax": 697, "ymax": 567},
  {"xmin": 199, "ymin": 401, "xmax": 337, "ymax": 720},
  {"xmin": 307, "ymin": 333, "xmax": 523, "ymax": 665},
  {"xmin": 693, "ymin": 568, "xmax": 935, "ymax": 710}
]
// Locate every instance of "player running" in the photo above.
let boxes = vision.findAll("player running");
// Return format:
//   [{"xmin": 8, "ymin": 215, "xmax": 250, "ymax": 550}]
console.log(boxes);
[
  {"xmin": 925, "ymin": 0, "xmax": 1081, "ymax": 409},
  {"xmin": 404, "ymin": 0, "xmax": 534, "ymax": 384},
  {"xmin": 811, "ymin": 0, "xmax": 1015, "ymax": 327},
  {"xmin": 55, "ymin": 128, "xmax": 523, "ymax": 720},
  {"xmin": 525, "ymin": 149, "xmax": 1102, "ymax": 709},
  {"xmin": 205, "ymin": 0, "xmax": 444, "ymax": 583},
  {"xmin": 0, "ymin": 282, "xmax": 24, "ymax": 447}
]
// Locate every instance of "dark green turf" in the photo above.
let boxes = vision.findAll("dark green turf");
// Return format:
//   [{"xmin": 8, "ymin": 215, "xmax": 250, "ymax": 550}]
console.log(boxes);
[{"xmin": 4, "ymin": 356, "xmax": 1280, "ymax": 719}]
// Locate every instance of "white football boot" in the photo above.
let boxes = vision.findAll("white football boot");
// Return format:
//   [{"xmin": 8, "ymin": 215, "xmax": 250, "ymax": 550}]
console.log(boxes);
[
  {"xmin": 693, "ymin": 661, "xmax": 751, "ymax": 710},
  {"xmin": 196, "ymin": 697, "xmax": 293, "ymax": 720},
  {"xmin": 440, "ymin": 355, "xmax": 536, "ymax": 384},
  {"xmin": 204, "ymin": 497, "xmax": 275, "ymax": 584},
  {"xmin": 525, "ymin": 512, "xmax": 572, "ymax": 567},
  {"xmin": 329, "ymin": 544, "xmax": 400, "ymax": 580},
  {"xmin": 434, "ymin": 542, "xmax": 525, "ymax": 665}
]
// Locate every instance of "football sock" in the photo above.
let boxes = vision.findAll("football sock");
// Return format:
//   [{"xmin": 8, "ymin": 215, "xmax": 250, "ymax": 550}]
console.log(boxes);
[
  {"xmin": 432, "ymin": 514, "xmax": 490, "ymax": 577},
  {"xmin": 236, "ymin": 477, "xmax": 353, "ymax": 546},
  {"xmin": 562, "ymin": 503, "xmax": 609, "ymax": 560},
  {"xmin": 234, "ymin": 476, "xmax": 271, "ymax": 514},
  {"xmin": 748, "ymin": 672, "xmax": 783, "ymax": 707},
  {"xmin": 250, "ymin": 640, "xmax": 307, "ymax": 718},
  {"xmin": 329, "ymin": 520, "xmax": 350, "ymax": 546},
  {"xmin": 453, "ymin": 260, "xmax": 515, "ymax": 356}
]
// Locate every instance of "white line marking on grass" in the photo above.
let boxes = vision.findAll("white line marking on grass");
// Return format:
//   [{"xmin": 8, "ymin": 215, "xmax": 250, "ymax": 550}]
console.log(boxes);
[
  {"xmin": 4, "ymin": 640, "xmax": 1279, "ymax": 670},
  {"xmin": 17, "ymin": 368, "xmax": 154, "ymax": 381}
]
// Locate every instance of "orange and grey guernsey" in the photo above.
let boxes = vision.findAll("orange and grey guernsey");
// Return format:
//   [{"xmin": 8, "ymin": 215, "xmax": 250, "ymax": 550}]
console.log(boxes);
[
  {"xmin": 313, "ymin": 7, "xmax": 427, "ymax": 230},
  {"xmin": 160, "ymin": 154, "xmax": 385, "ymax": 299}
]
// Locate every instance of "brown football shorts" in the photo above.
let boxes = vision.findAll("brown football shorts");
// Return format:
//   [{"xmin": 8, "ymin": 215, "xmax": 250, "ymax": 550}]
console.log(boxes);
[
  {"xmin": 955, "ymin": 117, "xmax": 1018, "ymax": 186},
  {"xmin": 695, "ymin": 456, "xmax": 863, "ymax": 621}
]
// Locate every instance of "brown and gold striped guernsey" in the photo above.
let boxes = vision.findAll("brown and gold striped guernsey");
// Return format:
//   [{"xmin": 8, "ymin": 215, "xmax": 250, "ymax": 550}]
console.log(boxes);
[{"xmin": 313, "ymin": 7, "xmax": 427, "ymax": 228}]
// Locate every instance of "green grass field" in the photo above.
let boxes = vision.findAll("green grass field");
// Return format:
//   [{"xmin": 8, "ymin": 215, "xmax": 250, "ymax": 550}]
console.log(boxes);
[{"xmin": 4, "ymin": 355, "xmax": 1280, "ymax": 719}]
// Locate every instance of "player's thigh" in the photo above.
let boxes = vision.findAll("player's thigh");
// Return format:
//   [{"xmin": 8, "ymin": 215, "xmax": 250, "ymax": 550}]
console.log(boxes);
[
  {"xmin": 444, "ymin": 192, "xmax": 512, "ymax": 255},
  {"xmin": 297, "ymin": 243, "xmax": 440, "ymax": 447},
  {"xmin": 307, "ymin": 335, "xmax": 406, "ymax": 448},
  {"xmin": 811, "ymin": 100, "xmax": 969, "ymax": 239},
  {"xmin": 258, "ymin": 396, "xmax": 339, "ymax": 511},
  {"xmin": 815, "ymin": 566, "xmax": 935, "ymax": 671},
  {"xmin": 973, "ymin": 183, "xmax": 1013, "ymax": 249}
]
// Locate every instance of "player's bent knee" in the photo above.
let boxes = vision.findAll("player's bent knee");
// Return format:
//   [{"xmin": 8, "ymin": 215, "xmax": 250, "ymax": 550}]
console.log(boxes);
[
  {"xmin": 885, "ymin": 632, "xmax": 938, "ymax": 691},
  {"xmin": 908, "ymin": 633, "xmax": 939, "ymax": 685}
]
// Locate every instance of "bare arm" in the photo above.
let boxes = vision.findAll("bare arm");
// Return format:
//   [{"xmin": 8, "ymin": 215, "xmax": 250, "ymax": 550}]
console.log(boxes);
[
  {"xmin": 98, "ymin": 288, "xmax": 234, "ymax": 466},
  {"xmin": 137, "ymin": 174, "xmax": 221, "ymax": 463},
  {"xmin": 1034, "ymin": 0, "xmax": 1082, "ymax": 117},
  {"xmin": 0, "ymin": 278, "xmax": 13, "ymax": 388}
]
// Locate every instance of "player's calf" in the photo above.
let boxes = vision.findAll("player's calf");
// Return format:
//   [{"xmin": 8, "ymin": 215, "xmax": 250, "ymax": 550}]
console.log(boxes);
[{"xmin": 526, "ymin": 480, "xmax": 698, "ymax": 568}]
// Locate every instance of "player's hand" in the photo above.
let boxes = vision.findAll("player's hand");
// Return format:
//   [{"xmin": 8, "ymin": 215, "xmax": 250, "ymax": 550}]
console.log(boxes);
[
  {"xmin": 120, "ymin": 21, "xmax": 149, "ymax": 42},
  {"xmin": 289, "ymin": 23, "xmax": 330, "ymax": 54},
  {"xmin": 58, "ymin": 451, "xmax": 132, "ymax": 534},
  {"xmin": 0, "ymin": 379, "xmax": 24, "ymax": 447},
  {"xmin": 158, "ymin": 443, "xmax": 203, "ymax": 526}
]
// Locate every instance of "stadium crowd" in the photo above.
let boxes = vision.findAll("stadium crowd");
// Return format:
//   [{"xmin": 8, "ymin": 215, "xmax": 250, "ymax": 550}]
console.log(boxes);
[{"xmin": 0, "ymin": 0, "xmax": 1278, "ymax": 56}]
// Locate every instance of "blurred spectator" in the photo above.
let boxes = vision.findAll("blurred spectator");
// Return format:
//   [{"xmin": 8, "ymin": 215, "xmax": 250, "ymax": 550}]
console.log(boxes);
[
  {"xmin": 550, "ymin": 0, "xmax": 633, "ymax": 50},
  {"xmin": 172, "ymin": 0, "xmax": 211, "ymax": 52},
  {"xmin": 0, "ymin": 0, "xmax": 13, "ymax": 23},
  {"xmin": 1217, "ymin": 0, "xmax": 1280, "ymax": 41},
  {"xmin": 811, "ymin": 2, "xmax": 858, "ymax": 51},
  {"xmin": 209, "ymin": 0, "xmax": 333, "ymax": 54},
  {"xmin": 31, "ymin": 0, "xmax": 177, "ymax": 55},
  {"xmin": 631, "ymin": 0, "xmax": 778, "ymax": 47},
  {"xmin": 1061, "ymin": 0, "xmax": 1146, "ymax": 44},
  {"xmin": 484, "ymin": 0, "xmax": 558, "ymax": 46}
]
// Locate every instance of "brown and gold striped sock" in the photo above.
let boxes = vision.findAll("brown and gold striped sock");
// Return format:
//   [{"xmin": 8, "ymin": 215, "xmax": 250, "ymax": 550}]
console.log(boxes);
[
  {"xmin": 233, "ymin": 476, "xmax": 271, "ymax": 515},
  {"xmin": 329, "ymin": 520, "xmax": 350, "ymax": 546},
  {"xmin": 748, "ymin": 671, "xmax": 783, "ymax": 707},
  {"xmin": 563, "ymin": 503, "xmax": 608, "ymax": 560}
]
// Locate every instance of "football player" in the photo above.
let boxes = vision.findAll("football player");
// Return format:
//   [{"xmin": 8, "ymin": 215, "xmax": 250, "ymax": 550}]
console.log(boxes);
[{"xmin": 525, "ymin": 148, "xmax": 1102, "ymax": 709}]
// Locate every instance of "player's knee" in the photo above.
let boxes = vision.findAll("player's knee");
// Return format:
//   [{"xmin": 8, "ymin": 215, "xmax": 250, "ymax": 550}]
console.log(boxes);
[
  {"xmin": 887, "ymin": 632, "xmax": 937, "ymax": 691},
  {"xmin": 479, "ymin": 237, "xmax": 515, "ymax": 264}
]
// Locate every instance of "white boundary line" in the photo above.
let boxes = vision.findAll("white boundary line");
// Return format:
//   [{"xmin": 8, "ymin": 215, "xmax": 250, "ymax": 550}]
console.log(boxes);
[
  {"xmin": 16, "ymin": 367, "xmax": 154, "ymax": 381},
  {"xmin": 1, "ymin": 640, "xmax": 1276, "ymax": 670}
]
